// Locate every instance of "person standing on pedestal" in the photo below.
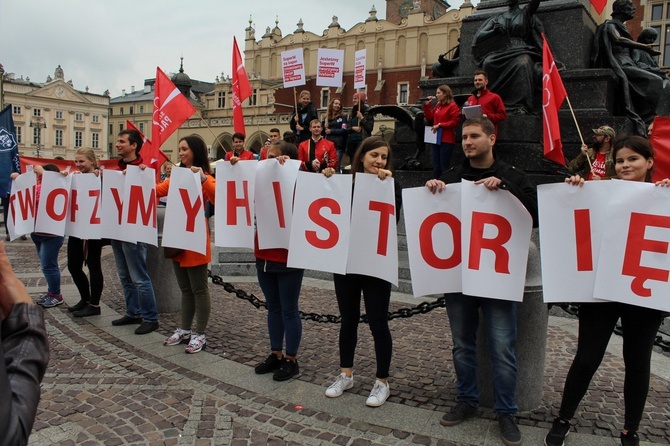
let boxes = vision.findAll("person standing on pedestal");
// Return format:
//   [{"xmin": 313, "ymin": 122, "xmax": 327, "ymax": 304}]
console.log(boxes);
[
  {"xmin": 345, "ymin": 92, "xmax": 374, "ymax": 167},
  {"xmin": 110, "ymin": 129, "xmax": 159, "ymax": 335},
  {"xmin": 290, "ymin": 91, "xmax": 318, "ymax": 144},
  {"xmin": 568, "ymin": 125, "xmax": 617, "ymax": 180},
  {"xmin": 423, "ymin": 84, "xmax": 461, "ymax": 179},
  {"xmin": 463, "ymin": 71, "xmax": 507, "ymax": 135},
  {"xmin": 425, "ymin": 116, "xmax": 537, "ymax": 446}
]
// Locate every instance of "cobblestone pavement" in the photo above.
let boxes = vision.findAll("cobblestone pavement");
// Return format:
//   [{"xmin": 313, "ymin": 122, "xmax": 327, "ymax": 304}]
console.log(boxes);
[{"xmin": 8, "ymin": 238, "xmax": 669, "ymax": 445}]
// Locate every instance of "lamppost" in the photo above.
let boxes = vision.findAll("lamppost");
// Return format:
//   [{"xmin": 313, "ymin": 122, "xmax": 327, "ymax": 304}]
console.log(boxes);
[{"xmin": 30, "ymin": 117, "xmax": 46, "ymax": 158}]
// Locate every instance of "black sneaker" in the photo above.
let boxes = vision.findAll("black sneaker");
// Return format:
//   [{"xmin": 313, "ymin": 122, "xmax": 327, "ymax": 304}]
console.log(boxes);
[
  {"xmin": 273, "ymin": 358, "xmax": 299, "ymax": 381},
  {"xmin": 73, "ymin": 305, "xmax": 101, "ymax": 317},
  {"xmin": 498, "ymin": 414, "xmax": 522, "ymax": 446},
  {"xmin": 440, "ymin": 402, "xmax": 478, "ymax": 426},
  {"xmin": 255, "ymin": 353, "xmax": 283, "ymax": 374},
  {"xmin": 621, "ymin": 431, "xmax": 639, "ymax": 446},
  {"xmin": 135, "ymin": 321, "xmax": 159, "ymax": 335},
  {"xmin": 68, "ymin": 299, "xmax": 89, "ymax": 312},
  {"xmin": 112, "ymin": 315, "xmax": 143, "ymax": 326},
  {"xmin": 545, "ymin": 417, "xmax": 570, "ymax": 446}
]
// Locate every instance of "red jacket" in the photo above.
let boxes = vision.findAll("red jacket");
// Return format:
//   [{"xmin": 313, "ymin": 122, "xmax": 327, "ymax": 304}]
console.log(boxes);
[
  {"xmin": 224, "ymin": 150, "xmax": 255, "ymax": 161},
  {"xmin": 464, "ymin": 89, "xmax": 507, "ymax": 129},
  {"xmin": 423, "ymin": 101, "xmax": 461, "ymax": 144},
  {"xmin": 298, "ymin": 137, "xmax": 338, "ymax": 172}
]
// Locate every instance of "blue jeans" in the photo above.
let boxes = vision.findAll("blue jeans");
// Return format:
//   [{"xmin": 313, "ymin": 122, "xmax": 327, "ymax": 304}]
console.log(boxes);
[
  {"xmin": 31, "ymin": 233, "xmax": 64, "ymax": 295},
  {"xmin": 444, "ymin": 292, "xmax": 518, "ymax": 415},
  {"xmin": 256, "ymin": 259, "xmax": 304, "ymax": 357},
  {"xmin": 111, "ymin": 240, "xmax": 158, "ymax": 322},
  {"xmin": 432, "ymin": 142, "xmax": 454, "ymax": 179}
]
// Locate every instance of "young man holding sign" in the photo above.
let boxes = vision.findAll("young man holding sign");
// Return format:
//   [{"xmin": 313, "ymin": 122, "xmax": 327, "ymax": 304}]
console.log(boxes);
[{"xmin": 426, "ymin": 116, "xmax": 537, "ymax": 446}]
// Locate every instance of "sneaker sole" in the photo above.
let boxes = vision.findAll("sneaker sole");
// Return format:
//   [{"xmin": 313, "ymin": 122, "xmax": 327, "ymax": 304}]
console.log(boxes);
[
  {"xmin": 164, "ymin": 338, "xmax": 190, "ymax": 346},
  {"xmin": 42, "ymin": 301, "xmax": 64, "ymax": 308},
  {"xmin": 325, "ymin": 382, "xmax": 353, "ymax": 398},
  {"xmin": 365, "ymin": 399, "xmax": 388, "ymax": 407},
  {"xmin": 186, "ymin": 343, "xmax": 206, "ymax": 354}
]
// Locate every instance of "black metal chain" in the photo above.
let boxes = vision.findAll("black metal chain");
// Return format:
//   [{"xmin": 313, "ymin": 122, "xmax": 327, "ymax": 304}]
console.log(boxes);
[
  {"xmin": 208, "ymin": 270, "xmax": 445, "ymax": 324},
  {"xmin": 557, "ymin": 304, "xmax": 670, "ymax": 353}
]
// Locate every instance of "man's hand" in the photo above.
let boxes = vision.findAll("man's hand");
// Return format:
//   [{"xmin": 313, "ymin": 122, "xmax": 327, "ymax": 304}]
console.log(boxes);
[
  {"xmin": 425, "ymin": 179, "xmax": 446, "ymax": 194},
  {"xmin": 475, "ymin": 176, "xmax": 502, "ymax": 190},
  {"xmin": 580, "ymin": 144, "xmax": 588, "ymax": 154}
]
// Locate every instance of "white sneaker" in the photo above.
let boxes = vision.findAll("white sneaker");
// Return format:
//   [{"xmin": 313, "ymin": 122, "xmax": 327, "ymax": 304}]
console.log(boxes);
[
  {"xmin": 325, "ymin": 372, "xmax": 354, "ymax": 398},
  {"xmin": 366, "ymin": 380, "xmax": 390, "ymax": 407},
  {"xmin": 164, "ymin": 328, "xmax": 191, "ymax": 346},
  {"xmin": 185, "ymin": 333, "xmax": 206, "ymax": 354}
]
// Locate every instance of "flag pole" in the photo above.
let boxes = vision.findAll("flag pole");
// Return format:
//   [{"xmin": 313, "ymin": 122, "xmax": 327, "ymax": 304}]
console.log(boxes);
[
  {"xmin": 564, "ymin": 95, "xmax": 593, "ymax": 172},
  {"xmin": 194, "ymin": 109, "xmax": 230, "ymax": 156}
]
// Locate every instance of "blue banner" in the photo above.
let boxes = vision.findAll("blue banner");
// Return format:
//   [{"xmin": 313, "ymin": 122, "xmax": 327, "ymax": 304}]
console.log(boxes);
[{"xmin": 0, "ymin": 105, "xmax": 21, "ymax": 196}]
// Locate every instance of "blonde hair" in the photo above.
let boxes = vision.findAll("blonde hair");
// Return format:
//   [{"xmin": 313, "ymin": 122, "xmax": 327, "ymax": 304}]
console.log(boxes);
[
  {"xmin": 299, "ymin": 90, "xmax": 311, "ymax": 99},
  {"xmin": 75, "ymin": 148, "xmax": 98, "ymax": 168}
]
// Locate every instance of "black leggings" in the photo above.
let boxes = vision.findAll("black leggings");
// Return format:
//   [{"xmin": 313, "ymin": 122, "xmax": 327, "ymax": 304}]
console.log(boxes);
[
  {"xmin": 333, "ymin": 273, "xmax": 392, "ymax": 379},
  {"xmin": 558, "ymin": 302, "xmax": 664, "ymax": 432},
  {"xmin": 67, "ymin": 237, "xmax": 104, "ymax": 305}
]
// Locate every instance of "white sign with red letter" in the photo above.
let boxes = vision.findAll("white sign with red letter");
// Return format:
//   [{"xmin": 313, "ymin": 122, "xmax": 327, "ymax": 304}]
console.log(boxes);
[
  {"xmin": 214, "ymin": 159, "xmax": 257, "ymax": 249},
  {"xmin": 7, "ymin": 171, "xmax": 37, "ymax": 240},
  {"xmin": 255, "ymin": 159, "xmax": 301, "ymax": 250},
  {"xmin": 35, "ymin": 171, "xmax": 72, "ymax": 236},
  {"xmin": 65, "ymin": 173, "xmax": 102, "ymax": 240},
  {"xmin": 281, "ymin": 49, "xmax": 306, "ymax": 88},
  {"xmin": 354, "ymin": 49, "xmax": 367, "ymax": 90},
  {"xmin": 100, "ymin": 170, "xmax": 133, "ymax": 242},
  {"xmin": 538, "ymin": 181, "xmax": 610, "ymax": 303},
  {"xmin": 594, "ymin": 181, "xmax": 670, "ymax": 312},
  {"xmin": 461, "ymin": 181, "xmax": 532, "ymax": 302},
  {"xmin": 121, "ymin": 166, "xmax": 157, "ymax": 246},
  {"xmin": 403, "ymin": 184, "xmax": 463, "ymax": 297},
  {"xmin": 346, "ymin": 174, "xmax": 398, "ymax": 284},
  {"xmin": 316, "ymin": 49, "xmax": 344, "ymax": 88},
  {"xmin": 163, "ymin": 167, "xmax": 207, "ymax": 255},
  {"xmin": 287, "ymin": 172, "xmax": 352, "ymax": 274}
]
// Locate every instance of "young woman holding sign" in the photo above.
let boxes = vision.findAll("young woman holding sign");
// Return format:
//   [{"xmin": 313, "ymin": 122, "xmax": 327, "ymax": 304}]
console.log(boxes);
[
  {"xmin": 546, "ymin": 135, "xmax": 670, "ymax": 446},
  {"xmin": 322, "ymin": 136, "xmax": 402, "ymax": 407},
  {"xmin": 152, "ymin": 135, "xmax": 215, "ymax": 354},
  {"xmin": 65, "ymin": 148, "xmax": 107, "ymax": 317}
]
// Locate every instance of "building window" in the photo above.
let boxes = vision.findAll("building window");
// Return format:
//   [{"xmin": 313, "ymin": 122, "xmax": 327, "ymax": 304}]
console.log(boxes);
[
  {"xmin": 33, "ymin": 108, "xmax": 42, "ymax": 117},
  {"xmin": 646, "ymin": 1, "xmax": 670, "ymax": 66},
  {"xmin": 249, "ymin": 89, "xmax": 258, "ymax": 106},
  {"xmin": 12, "ymin": 106, "xmax": 21, "ymax": 115},
  {"xmin": 109, "ymin": 124, "xmax": 113, "ymax": 135},
  {"xmin": 129, "ymin": 106, "xmax": 134, "ymax": 114},
  {"xmin": 75, "ymin": 113, "xmax": 83, "ymax": 121},
  {"xmin": 218, "ymin": 91, "xmax": 226, "ymax": 108},
  {"xmin": 75, "ymin": 131, "xmax": 83, "ymax": 147},
  {"xmin": 139, "ymin": 105, "xmax": 144, "ymax": 113},
  {"xmin": 92, "ymin": 133, "xmax": 99, "ymax": 149},
  {"xmin": 139, "ymin": 123, "xmax": 144, "ymax": 133},
  {"xmin": 92, "ymin": 115, "xmax": 99, "ymax": 123},
  {"xmin": 321, "ymin": 88, "xmax": 330, "ymax": 108},
  {"xmin": 119, "ymin": 123, "xmax": 123, "ymax": 133},
  {"xmin": 16, "ymin": 127, "xmax": 22, "ymax": 144},
  {"xmin": 55, "ymin": 110, "xmax": 63, "ymax": 119},
  {"xmin": 33, "ymin": 127, "xmax": 41, "ymax": 145},
  {"xmin": 397, "ymin": 82, "xmax": 409, "ymax": 105},
  {"xmin": 55, "ymin": 129, "xmax": 63, "ymax": 146},
  {"xmin": 119, "ymin": 107, "xmax": 124, "ymax": 115}
]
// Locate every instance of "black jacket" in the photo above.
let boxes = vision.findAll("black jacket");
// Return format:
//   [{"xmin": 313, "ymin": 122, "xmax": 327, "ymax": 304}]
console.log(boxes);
[
  {"xmin": 290, "ymin": 102, "xmax": 319, "ymax": 143},
  {"xmin": 441, "ymin": 158, "xmax": 538, "ymax": 228},
  {"xmin": 0, "ymin": 303, "xmax": 49, "ymax": 446}
]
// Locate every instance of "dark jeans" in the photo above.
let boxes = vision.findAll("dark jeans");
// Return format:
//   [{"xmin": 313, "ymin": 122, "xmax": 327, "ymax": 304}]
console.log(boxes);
[
  {"xmin": 432, "ymin": 142, "xmax": 454, "ymax": 180},
  {"xmin": 67, "ymin": 237, "xmax": 105, "ymax": 305},
  {"xmin": 256, "ymin": 259, "xmax": 304, "ymax": 357},
  {"xmin": 31, "ymin": 233, "xmax": 64, "ymax": 295},
  {"xmin": 333, "ymin": 273, "xmax": 393, "ymax": 379},
  {"xmin": 558, "ymin": 302, "xmax": 664, "ymax": 432},
  {"xmin": 444, "ymin": 293, "xmax": 518, "ymax": 414}
]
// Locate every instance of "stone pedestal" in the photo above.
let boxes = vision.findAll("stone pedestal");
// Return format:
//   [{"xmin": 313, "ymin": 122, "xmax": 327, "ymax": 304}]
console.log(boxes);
[{"xmin": 147, "ymin": 206, "xmax": 181, "ymax": 313}]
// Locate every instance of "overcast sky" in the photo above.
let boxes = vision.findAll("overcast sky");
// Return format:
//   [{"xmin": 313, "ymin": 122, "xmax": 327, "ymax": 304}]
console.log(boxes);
[{"xmin": 1, "ymin": 0, "xmax": 471, "ymax": 98}]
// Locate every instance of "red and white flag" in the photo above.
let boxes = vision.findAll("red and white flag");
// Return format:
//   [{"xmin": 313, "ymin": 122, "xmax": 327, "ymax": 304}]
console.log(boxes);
[
  {"xmin": 127, "ymin": 119, "xmax": 169, "ymax": 182},
  {"xmin": 542, "ymin": 34, "xmax": 567, "ymax": 166},
  {"xmin": 232, "ymin": 37, "xmax": 252, "ymax": 136},
  {"xmin": 152, "ymin": 67, "xmax": 196, "ymax": 150}
]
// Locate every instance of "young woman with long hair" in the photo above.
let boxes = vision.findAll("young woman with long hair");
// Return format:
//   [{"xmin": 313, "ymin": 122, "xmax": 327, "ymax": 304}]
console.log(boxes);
[
  {"xmin": 423, "ymin": 84, "xmax": 461, "ymax": 179},
  {"xmin": 323, "ymin": 98, "xmax": 348, "ymax": 171}
]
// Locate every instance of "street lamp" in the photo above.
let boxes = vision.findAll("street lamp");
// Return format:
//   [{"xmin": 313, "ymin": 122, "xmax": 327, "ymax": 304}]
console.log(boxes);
[{"xmin": 30, "ymin": 117, "xmax": 46, "ymax": 158}]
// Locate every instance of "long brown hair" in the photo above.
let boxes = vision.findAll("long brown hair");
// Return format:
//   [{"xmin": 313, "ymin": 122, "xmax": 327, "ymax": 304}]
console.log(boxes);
[
  {"xmin": 351, "ymin": 136, "xmax": 393, "ymax": 179},
  {"xmin": 326, "ymin": 98, "xmax": 343, "ymax": 121},
  {"xmin": 437, "ymin": 84, "xmax": 454, "ymax": 105}
]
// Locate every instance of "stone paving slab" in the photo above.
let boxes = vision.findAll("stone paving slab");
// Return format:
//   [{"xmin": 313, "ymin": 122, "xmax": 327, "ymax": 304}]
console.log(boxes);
[{"xmin": 4, "ymin": 238, "xmax": 667, "ymax": 445}]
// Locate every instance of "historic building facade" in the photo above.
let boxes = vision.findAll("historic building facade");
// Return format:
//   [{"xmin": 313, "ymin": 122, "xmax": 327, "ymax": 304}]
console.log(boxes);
[{"xmin": 1, "ymin": 65, "xmax": 110, "ymax": 160}]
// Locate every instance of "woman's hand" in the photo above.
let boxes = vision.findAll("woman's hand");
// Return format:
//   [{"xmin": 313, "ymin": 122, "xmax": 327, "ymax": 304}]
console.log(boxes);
[
  {"xmin": 425, "ymin": 179, "xmax": 446, "ymax": 194},
  {"xmin": 275, "ymin": 155, "xmax": 289, "ymax": 165},
  {"xmin": 565, "ymin": 175, "xmax": 585, "ymax": 186},
  {"xmin": 190, "ymin": 166, "xmax": 207, "ymax": 183},
  {"xmin": 376, "ymin": 168, "xmax": 392, "ymax": 180},
  {"xmin": 655, "ymin": 178, "xmax": 670, "ymax": 187},
  {"xmin": 432, "ymin": 124, "xmax": 440, "ymax": 133}
]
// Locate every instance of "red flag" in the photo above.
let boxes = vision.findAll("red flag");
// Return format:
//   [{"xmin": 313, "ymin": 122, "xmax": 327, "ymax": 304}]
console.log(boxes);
[
  {"xmin": 651, "ymin": 116, "xmax": 670, "ymax": 182},
  {"xmin": 542, "ymin": 34, "xmax": 567, "ymax": 165},
  {"xmin": 590, "ymin": 0, "xmax": 607, "ymax": 15},
  {"xmin": 126, "ymin": 120, "xmax": 169, "ymax": 181},
  {"xmin": 152, "ymin": 67, "xmax": 196, "ymax": 150},
  {"xmin": 232, "ymin": 37, "xmax": 252, "ymax": 136}
]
